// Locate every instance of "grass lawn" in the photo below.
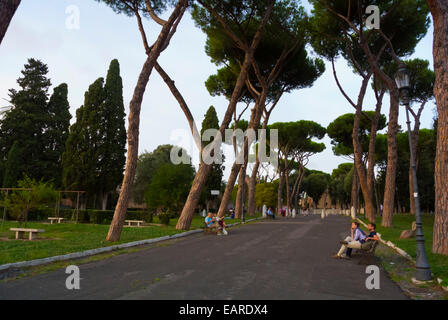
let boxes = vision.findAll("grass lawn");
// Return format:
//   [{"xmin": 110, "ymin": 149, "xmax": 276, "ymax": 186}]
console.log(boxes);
[
  {"xmin": 0, "ymin": 214, "xmax": 258, "ymax": 265},
  {"xmin": 361, "ymin": 213, "xmax": 448, "ymax": 286}
]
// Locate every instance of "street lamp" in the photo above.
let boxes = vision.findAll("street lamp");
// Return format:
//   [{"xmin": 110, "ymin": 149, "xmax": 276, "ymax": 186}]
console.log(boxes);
[{"xmin": 395, "ymin": 62, "xmax": 432, "ymax": 281}]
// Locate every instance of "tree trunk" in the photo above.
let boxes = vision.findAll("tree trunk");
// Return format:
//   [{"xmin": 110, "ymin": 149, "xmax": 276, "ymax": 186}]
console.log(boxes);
[
  {"xmin": 290, "ymin": 166, "xmax": 304, "ymax": 212},
  {"xmin": 381, "ymin": 90, "xmax": 400, "ymax": 227},
  {"xmin": 277, "ymin": 170, "xmax": 285, "ymax": 216},
  {"xmin": 284, "ymin": 158, "xmax": 291, "ymax": 216},
  {"xmin": 107, "ymin": 2, "xmax": 187, "ymax": 241},
  {"xmin": 176, "ymin": 0, "xmax": 275, "ymax": 230},
  {"xmin": 247, "ymin": 159, "xmax": 260, "ymax": 216},
  {"xmin": 352, "ymin": 75, "xmax": 377, "ymax": 222},
  {"xmin": 427, "ymin": 0, "xmax": 448, "ymax": 255},
  {"xmin": 216, "ymin": 89, "xmax": 267, "ymax": 218},
  {"xmin": 351, "ymin": 163, "xmax": 360, "ymax": 216},
  {"xmin": 235, "ymin": 166, "xmax": 245, "ymax": 219},
  {"xmin": 0, "ymin": 0, "xmax": 20, "ymax": 45}
]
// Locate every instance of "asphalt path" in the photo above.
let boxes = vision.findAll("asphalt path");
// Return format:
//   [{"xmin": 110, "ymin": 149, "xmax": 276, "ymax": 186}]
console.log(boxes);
[{"xmin": 0, "ymin": 215, "xmax": 407, "ymax": 300}]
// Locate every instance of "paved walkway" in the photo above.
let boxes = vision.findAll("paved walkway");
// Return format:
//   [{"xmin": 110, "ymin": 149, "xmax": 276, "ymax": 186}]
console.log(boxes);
[{"xmin": 0, "ymin": 215, "xmax": 406, "ymax": 300}]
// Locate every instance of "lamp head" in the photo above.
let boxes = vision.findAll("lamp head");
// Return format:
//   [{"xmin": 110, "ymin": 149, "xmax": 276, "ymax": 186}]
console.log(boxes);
[
  {"xmin": 395, "ymin": 62, "xmax": 411, "ymax": 106},
  {"xmin": 395, "ymin": 62, "xmax": 410, "ymax": 91}
]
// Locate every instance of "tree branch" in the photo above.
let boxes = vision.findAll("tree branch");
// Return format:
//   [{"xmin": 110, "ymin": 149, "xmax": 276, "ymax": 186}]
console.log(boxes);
[{"xmin": 145, "ymin": 0, "xmax": 168, "ymax": 26}]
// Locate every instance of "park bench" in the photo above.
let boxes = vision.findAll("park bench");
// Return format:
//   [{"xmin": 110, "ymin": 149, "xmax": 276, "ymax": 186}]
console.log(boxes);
[
  {"xmin": 10, "ymin": 228, "xmax": 45, "ymax": 240},
  {"xmin": 355, "ymin": 240, "xmax": 379, "ymax": 264},
  {"xmin": 125, "ymin": 220, "xmax": 144, "ymax": 227},
  {"xmin": 48, "ymin": 217, "xmax": 65, "ymax": 224}
]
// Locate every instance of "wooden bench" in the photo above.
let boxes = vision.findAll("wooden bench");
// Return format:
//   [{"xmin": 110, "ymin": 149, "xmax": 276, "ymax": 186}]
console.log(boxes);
[
  {"xmin": 355, "ymin": 240, "xmax": 379, "ymax": 265},
  {"xmin": 48, "ymin": 217, "xmax": 65, "ymax": 224},
  {"xmin": 10, "ymin": 228, "xmax": 45, "ymax": 240},
  {"xmin": 125, "ymin": 220, "xmax": 144, "ymax": 227}
]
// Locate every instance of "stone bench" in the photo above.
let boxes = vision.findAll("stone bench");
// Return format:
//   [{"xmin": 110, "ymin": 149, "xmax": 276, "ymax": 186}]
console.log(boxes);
[
  {"xmin": 48, "ymin": 217, "xmax": 65, "ymax": 224},
  {"xmin": 10, "ymin": 228, "xmax": 45, "ymax": 240},
  {"xmin": 125, "ymin": 220, "xmax": 144, "ymax": 227}
]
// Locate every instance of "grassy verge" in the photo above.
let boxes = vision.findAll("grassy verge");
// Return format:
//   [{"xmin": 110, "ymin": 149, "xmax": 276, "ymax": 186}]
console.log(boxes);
[
  {"xmin": 0, "ymin": 214, "xmax": 260, "ymax": 265},
  {"xmin": 360, "ymin": 213, "xmax": 448, "ymax": 286}
]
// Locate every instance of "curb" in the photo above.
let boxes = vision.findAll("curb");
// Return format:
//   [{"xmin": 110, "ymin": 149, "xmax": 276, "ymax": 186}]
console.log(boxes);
[{"xmin": 0, "ymin": 217, "xmax": 265, "ymax": 272}]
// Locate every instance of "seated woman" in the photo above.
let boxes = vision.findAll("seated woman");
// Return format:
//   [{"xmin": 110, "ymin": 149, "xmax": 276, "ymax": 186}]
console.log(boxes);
[{"xmin": 333, "ymin": 221, "xmax": 366, "ymax": 259}]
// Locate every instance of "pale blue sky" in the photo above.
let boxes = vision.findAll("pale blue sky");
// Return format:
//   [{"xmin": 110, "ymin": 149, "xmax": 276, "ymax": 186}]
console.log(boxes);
[{"xmin": 0, "ymin": 0, "xmax": 436, "ymax": 179}]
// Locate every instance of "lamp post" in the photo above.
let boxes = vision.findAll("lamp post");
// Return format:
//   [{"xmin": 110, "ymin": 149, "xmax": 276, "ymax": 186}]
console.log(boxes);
[{"xmin": 395, "ymin": 63, "xmax": 432, "ymax": 281}]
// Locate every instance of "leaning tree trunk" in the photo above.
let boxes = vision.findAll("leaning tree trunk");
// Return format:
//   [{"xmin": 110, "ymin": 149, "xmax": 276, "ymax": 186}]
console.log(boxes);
[
  {"xmin": 0, "ymin": 0, "xmax": 21, "ymax": 45},
  {"xmin": 176, "ymin": 2, "xmax": 275, "ymax": 230},
  {"xmin": 106, "ymin": 57, "xmax": 159, "ymax": 241},
  {"xmin": 427, "ymin": 0, "xmax": 448, "ymax": 255},
  {"xmin": 106, "ymin": 2, "xmax": 187, "ymax": 241},
  {"xmin": 381, "ymin": 90, "xmax": 400, "ymax": 228},
  {"xmin": 235, "ymin": 166, "xmax": 245, "ymax": 219},
  {"xmin": 216, "ymin": 89, "xmax": 267, "ymax": 218},
  {"xmin": 352, "ymin": 78, "xmax": 376, "ymax": 223}
]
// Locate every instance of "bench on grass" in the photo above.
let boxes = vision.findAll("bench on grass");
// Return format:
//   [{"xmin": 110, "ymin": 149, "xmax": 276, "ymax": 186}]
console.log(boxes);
[
  {"xmin": 10, "ymin": 228, "xmax": 45, "ymax": 240},
  {"xmin": 48, "ymin": 217, "xmax": 65, "ymax": 224},
  {"xmin": 125, "ymin": 220, "xmax": 144, "ymax": 227}
]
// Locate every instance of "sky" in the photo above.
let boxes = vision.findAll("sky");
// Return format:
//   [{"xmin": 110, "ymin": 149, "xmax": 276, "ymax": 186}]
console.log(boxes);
[{"xmin": 0, "ymin": 0, "xmax": 436, "ymax": 181}]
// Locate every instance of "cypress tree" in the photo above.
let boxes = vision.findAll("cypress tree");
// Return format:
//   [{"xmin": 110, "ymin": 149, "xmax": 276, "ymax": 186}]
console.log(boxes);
[
  {"xmin": 97, "ymin": 59, "xmax": 126, "ymax": 210},
  {"xmin": 200, "ymin": 106, "xmax": 224, "ymax": 212},
  {"xmin": 43, "ymin": 83, "xmax": 71, "ymax": 187},
  {"xmin": 62, "ymin": 78, "xmax": 105, "ymax": 203},
  {"xmin": 62, "ymin": 59, "xmax": 126, "ymax": 209}
]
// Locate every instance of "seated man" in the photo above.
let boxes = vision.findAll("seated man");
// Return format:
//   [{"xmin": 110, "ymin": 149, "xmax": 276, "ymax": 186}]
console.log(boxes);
[{"xmin": 333, "ymin": 221, "xmax": 367, "ymax": 259}]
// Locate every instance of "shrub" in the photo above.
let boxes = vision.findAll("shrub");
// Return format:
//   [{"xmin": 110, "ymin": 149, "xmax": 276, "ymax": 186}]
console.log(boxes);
[
  {"xmin": 159, "ymin": 213, "xmax": 170, "ymax": 226},
  {"xmin": 146, "ymin": 211, "xmax": 154, "ymax": 223},
  {"xmin": 1, "ymin": 176, "xmax": 58, "ymax": 226}
]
